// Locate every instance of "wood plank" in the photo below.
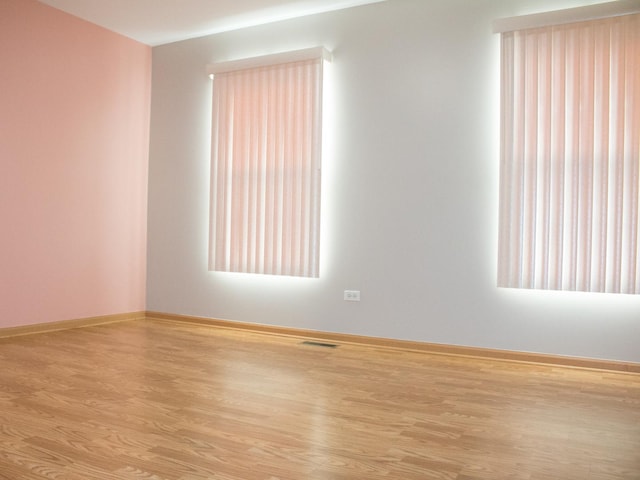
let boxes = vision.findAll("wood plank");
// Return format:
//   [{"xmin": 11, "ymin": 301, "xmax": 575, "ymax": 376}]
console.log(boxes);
[
  {"xmin": 0, "ymin": 320, "xmax": 638, "ymax": 479},
  {"xmin": 146, "ymin": 311, "xmax": 640, "ymax": 374}
]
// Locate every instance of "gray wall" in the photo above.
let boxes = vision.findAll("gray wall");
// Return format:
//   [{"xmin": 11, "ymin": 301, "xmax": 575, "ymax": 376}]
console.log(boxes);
[{"xmin": 147, "ymin": 0, "xmax": 640, "ymax": 363}]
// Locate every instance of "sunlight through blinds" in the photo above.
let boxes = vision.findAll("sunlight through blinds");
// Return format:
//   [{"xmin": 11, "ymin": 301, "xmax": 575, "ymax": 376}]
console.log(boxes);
[
  {"xmin": 498, "ymin": 12, "xmax": 640, "ymax": 293},
  {"xmin": 209, "ymin": 50, "xmax": 328, "ymax": 277}
]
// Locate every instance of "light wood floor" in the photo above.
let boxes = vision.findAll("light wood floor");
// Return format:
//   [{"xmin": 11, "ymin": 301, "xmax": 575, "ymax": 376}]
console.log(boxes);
[{"xmin": 0, "ymin": 320, "xmax": 639, "ymax": 480}]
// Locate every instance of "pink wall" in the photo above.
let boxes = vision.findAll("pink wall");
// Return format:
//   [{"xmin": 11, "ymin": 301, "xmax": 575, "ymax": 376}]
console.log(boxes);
[{"xmin": 0, "ymin": 0, "xmax": 151, "ymax": 327}]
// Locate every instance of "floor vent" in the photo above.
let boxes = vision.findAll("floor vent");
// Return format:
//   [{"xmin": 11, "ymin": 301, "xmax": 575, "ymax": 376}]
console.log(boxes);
[{"xmin": 301, "ymin": 341, "xmax": 339, "ymax": 348}]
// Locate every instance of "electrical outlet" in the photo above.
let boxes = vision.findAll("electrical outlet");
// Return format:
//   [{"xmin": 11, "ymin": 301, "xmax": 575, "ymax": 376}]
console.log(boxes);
[{"xmin": 344, "ymin": 290, "xmax": 361, "ymax": 301}]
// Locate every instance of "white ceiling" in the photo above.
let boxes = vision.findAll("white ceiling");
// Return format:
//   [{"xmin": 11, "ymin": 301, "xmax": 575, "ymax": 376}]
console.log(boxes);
[{"xmin": 38, "ymin": 0, "xmax": 386, "ymax": 46}]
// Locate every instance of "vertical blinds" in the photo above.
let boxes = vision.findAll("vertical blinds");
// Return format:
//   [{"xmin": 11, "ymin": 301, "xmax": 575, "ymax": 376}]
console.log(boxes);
[
  {"xmin": 209, "ymin": 55, "xmax": 325, "ymax": 277},
  {"xmin": 498, "ymin": 13, "xmax": 640, "ymax": 293}
]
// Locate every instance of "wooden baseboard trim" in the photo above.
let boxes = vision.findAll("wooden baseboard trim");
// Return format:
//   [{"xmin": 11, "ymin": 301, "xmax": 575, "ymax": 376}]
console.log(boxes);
[
  {"xmin": 146, "ymin": 311, "xmax": 640, "ymax": 374},
  {"xmin": 0, "ymin": 311, "xmax": 146, "ymax": 339}
]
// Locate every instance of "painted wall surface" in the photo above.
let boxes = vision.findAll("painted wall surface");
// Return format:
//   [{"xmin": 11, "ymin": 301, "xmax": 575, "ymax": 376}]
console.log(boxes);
[
  {"xmin": 147, "ymin": 0, "xmax": 640, "ymax": 363},
  {"xmin": 0, "ymin": 0, "xmax": 151, "ymax": 327}
]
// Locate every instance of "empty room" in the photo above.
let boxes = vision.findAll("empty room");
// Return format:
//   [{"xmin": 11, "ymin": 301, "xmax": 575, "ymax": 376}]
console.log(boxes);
[{"xmin": 1, "ymin": 0, "xmax": 639, "ymax": 478}]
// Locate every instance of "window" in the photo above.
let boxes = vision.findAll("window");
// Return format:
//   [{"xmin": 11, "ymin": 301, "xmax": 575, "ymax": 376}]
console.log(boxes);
[
  {"xmin": 496, "ymin": 5, "xmax": 640, "ymax": 294},
  {"xmin": 208, "ymin": 48, "xmax": 330, "ymax": 277}
]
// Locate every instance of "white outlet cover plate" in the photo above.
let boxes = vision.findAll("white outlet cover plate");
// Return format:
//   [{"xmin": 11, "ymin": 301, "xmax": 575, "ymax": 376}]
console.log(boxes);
[{"xmin": 344, "ymin": 290, "xmax": 361, "ymax": 301}]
